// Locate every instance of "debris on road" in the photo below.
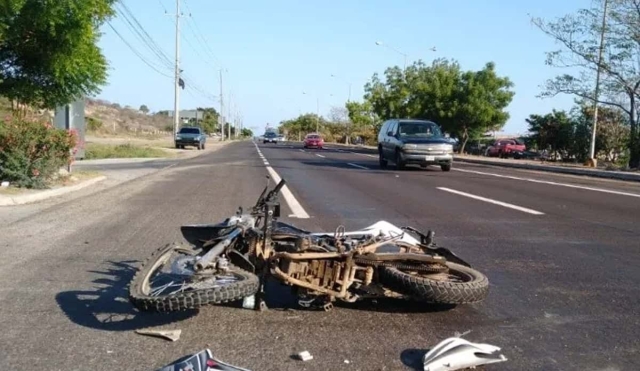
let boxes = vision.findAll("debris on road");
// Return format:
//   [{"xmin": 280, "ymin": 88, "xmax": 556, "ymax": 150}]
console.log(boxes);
[
  {"xmin": 134, "ymin": 328, "xmax": 181, "ymax": 342},
  {"xmin": 1, "ymin": 181, "xmax": 8, "ymax": 187},
  {"xmin": 422, "ymin": 337, "xmax": 507, "ymax": 371},
  {"xmin": 296, "ymin": 350, "xmax": 313, "ymax": 361},
  {"xmin": 156, "ymin": 349, "xmax": 252, "ymax": 371},
  {"xmin": 242, "ymin": 294, "xmax": 255, "ymax": 309}
]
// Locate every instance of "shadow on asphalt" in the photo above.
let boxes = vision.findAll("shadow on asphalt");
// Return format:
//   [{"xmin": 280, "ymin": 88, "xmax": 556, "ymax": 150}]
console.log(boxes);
[
  {"xmin": 336, "ymin": 298, "xmax": 456, "ymax": 314},
  {"xmin": 216, "ymin": 275, "xmax": 457, "ymax": 314},
  {"xmin": 55, "ymin": 260, "xmax": 196, "ymax": 332},
  {"xmin": 400, "ymin": 348, "xmax": 429, "ymax": 371}
]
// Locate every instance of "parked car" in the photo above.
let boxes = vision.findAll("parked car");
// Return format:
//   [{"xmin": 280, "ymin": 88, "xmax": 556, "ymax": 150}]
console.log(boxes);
[
  {"xmin": 303, "ymin": 133, "xmax": 324, "ymax": 149},
  {"xmin": 377, "ymin": 119, "xmax": 454, "ymax": 171},
  {"xmin": 175, "ymin": 126, "xmax": 206, "ymax": 150},
  {"xmin": 263, "ymin": 132, "xmax": 279, "ymax": 144},
  {"xmin": 486, "ymin": 139, "xmax": 526, "ymax": 158}
]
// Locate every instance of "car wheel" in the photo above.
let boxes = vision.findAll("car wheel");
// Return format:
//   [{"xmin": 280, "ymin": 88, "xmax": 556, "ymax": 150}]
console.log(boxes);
[
  {"xmin": 202, "ymin": 143, "xmax": 206, "ymax": 150},
  {"xmin": 441, "ymin": 163, "xmax": 452, "ymax": 172},
  {"xmin": 175, "ymin": 144, "xmax": 179, "ymax": 149},
  {"xmin": 379, "ymin": 148, "xmax": 388, "ymax": 169},
  {"xmin": 395, "ymin": 150, "xmax": 406, "ymax": 170}
]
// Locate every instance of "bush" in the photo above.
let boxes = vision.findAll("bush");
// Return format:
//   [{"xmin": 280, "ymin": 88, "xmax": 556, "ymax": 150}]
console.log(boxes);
[
  {"xmin": 87, "ymin": 116, "xmax": 103, "ymax": 131},
  {"xmin": 0, "ymin": 117, "xmax": 76, "ymax": 189}
]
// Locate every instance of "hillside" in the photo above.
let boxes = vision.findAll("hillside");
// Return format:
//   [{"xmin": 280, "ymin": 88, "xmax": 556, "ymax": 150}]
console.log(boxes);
[
  {"xmin": 85, "ymin": 98, "xmax": 172, "ymax": 135},
  {"xmin": 0, "ymin": 97, "xmax": 173, "ymax": 136}
]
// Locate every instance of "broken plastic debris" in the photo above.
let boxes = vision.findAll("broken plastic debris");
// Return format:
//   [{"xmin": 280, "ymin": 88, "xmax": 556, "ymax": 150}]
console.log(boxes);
[
  {"xmin": 242, "ymin": 294, "xmax": 255, "ymax": 309},
  {"xmin": 135, "ymin": 328, "xmax": 181, "ymax": 342},
  {"xmin": 156, "ymin": 349, "xmax": 251, "ymax": 371},
  {"xmin": 344, "ymin": 359, "xmax": 350, "ymax": 364},
  {"xmin": 423, "ymin": 337, "xmax": 507, "ymax": 371},
  {"xmin": 296, "ymin": 351, "xmax": 313, "ymax": 361}
]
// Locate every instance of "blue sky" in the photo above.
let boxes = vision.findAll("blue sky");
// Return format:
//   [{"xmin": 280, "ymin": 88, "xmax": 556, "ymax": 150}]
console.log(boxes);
[{"xmin": 96, "ymin": 0, "xmax": 585, "ymax": 134}]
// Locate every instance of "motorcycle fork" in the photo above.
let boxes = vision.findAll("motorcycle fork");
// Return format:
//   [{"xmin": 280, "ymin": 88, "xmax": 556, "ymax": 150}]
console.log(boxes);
[{"xmin": 254, "ymin": 199, "xmax": 279, "ymax": 311}]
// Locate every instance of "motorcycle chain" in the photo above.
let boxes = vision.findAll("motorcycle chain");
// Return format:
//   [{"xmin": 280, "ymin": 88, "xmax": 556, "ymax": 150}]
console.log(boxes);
[{"xmin": 353, "ymin": 258, "xmax": 448, "ymax": 273}]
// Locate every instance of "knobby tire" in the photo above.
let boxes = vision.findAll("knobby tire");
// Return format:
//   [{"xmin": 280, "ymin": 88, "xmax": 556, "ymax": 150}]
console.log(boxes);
[{"xmin": 129, "ymin": 243, "xmax": 259, "ymax": 313}]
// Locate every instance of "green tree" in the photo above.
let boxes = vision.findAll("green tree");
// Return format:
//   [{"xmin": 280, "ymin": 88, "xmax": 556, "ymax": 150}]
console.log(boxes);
[
  {"xmin": 362, "ymin": 58, "xmax": 514, "ymax": 152},
  {"xmin": 452, "ymin": 63, "xmax": 515, "ymax": 153},
  {"xmin": 345, "ymin": 100, "xmax": 380, "ymax": 145},
  {"xmin": 240, "ymin": 128, "xmax": 253, "ymax": 137},
  {"xmin": 196, "ymin": 107, "xmax": 219, "ymax": 134},
  {"xmin": 0, "ymin": 0, "xmax": 117, "ymax": 111},
  {"xmin": 531, "ymin": 0, "xmax": 640, "ymax": 168},
  {"xmin": 526, "ymin": 110, "xmax": 577, "ymax": 160},
  {"xmin": 139, "ymin": 105, "xmax": 149, "ymax": 114},
  {"xmin": 575, "ymin": 104, "xmax": 630, "ymax": 163},
  {"xmin": 279, "ymin": 113, "xmax": 325, "ymax": 140}
]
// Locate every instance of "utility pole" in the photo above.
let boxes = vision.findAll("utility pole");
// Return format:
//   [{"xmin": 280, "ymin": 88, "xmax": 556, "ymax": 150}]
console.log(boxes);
[
  {"xmin": 172, "ymin": 0, "xmax": 181, "ymax": 136},
  {"xmin": 227, "ymin": 95, "xmax": 232, "ymax": 140},
  {"xmin": 219, "ymin": 69, "xmax": 224, "ymax": 141},
  {"xmin": 588, "ymin": 0, "xmax": 609, "ymax": 167},
  {"xmin": 316, "ymin": 97, "xmax": 319, "ymax": 133}
]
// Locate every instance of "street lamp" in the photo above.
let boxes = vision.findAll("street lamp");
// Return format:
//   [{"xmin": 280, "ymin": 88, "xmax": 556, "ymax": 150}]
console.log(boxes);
[
  {"xmin": 375, "ymin": 41, "xmax": 408, "ymax": 71},
  {"xmin": 375, "ymin": 41, "xmax": 437, "ymax": 71},
  {"xmin": 302, "ymin": 91, "xmax": 320, "ymax": 133},
  {"xmin": 330, "ymin": 74, "xmax": 352, "ymax": 102}
]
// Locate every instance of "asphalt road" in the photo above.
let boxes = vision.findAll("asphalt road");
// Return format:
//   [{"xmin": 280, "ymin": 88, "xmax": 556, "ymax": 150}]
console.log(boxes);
[{"xmin": 1, "ymin": 140, "xmax": 639, "ymax": 371}]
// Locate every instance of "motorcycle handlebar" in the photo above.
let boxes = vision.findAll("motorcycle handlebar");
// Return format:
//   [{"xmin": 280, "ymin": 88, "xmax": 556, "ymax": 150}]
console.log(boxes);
[{"xmin": 253, "ymin": 178, "xmax": 286, "ymax": 209}]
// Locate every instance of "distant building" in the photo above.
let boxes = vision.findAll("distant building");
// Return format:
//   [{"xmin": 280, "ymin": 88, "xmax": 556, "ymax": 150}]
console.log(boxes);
[{"xmin": 167, "ymin": 110, "xmax": 204, "ymax": 124}]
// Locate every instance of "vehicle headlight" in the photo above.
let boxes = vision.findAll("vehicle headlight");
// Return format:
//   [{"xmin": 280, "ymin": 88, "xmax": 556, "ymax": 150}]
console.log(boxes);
[
  {"xmin": 175, "ymin": 135, "xmax": 181, "ymax": 139},
  {"xmin": 444, "ymin": 145, "xmax": 453, "ymax": 153},
  {"xmin": 403, "ymin": 144, "xmax": 417, "ymax": 150}
]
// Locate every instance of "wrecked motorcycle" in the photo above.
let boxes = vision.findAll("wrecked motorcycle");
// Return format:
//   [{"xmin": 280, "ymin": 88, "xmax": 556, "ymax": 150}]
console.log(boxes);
[{"xmin": 128, "ymin": 178, "xmax": 489, "ymax": 312}]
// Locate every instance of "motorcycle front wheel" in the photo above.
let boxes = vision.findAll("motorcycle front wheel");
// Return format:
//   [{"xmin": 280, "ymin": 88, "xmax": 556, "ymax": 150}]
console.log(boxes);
[
  {"xmin": 379, "ymin": 262, "xmax": 489, "ymax": 305},
  {"xmin": 129, "ymin": 243, "xmax": 259, "ymax": 313}
]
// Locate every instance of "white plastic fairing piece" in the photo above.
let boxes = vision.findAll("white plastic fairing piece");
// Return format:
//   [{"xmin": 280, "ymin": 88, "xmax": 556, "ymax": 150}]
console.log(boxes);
[{"xmin": 422, "ymin": 337, "xmax": 507, "ymax": 371}]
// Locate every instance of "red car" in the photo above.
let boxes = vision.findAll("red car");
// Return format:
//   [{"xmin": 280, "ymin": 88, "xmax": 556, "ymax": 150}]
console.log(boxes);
[
  {"xmin": 486, "ymin": 139, "xmax": 526, "ymax": 158},
  {"xmin": 303, "ymin": 133, "xmax": 324, "ymax": 149}
]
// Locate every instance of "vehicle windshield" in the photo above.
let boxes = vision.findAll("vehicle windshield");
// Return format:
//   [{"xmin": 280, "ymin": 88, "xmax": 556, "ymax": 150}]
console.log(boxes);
[
  {"xmin": 397, "ymin": 122, "xmax": 442, "ymax": 138},
  {"xmin": 307, "ymin": 135, "xmax": 320, "ymax": 139},
  {"xmin": 178, "ymin": 127, "xmax": 200, "ymax": 134}
]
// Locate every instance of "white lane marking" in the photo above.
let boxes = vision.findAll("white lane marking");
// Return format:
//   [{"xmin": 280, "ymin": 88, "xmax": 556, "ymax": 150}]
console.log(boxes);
[
  {"xmin": 315, "ymin": 154, "xmax": 325, "ymax": 158},
  {"xmin": 264, "ymin": 161, "xmax": 269, "ymax": 165},
  {"xmin": 350, "ymin": 151, "xmax": 377, "ymax": 158},
  {"xmin": 437, "ymin": 187, "xmax": 545, "ymax": 215},
  {"xmin": 347, "ymin": 163, "xmax": 369, "ymax": 170},
  {"xmin": 253, "ymin": 143, "xmax": 310, "ymax": 219},
  {"xmin": 299, "ymin": 149, "xmax": 306, "ymax": 153},
  {"xmin": 453, "ymin": 168, "xmax": 640, "ymax": 199}
]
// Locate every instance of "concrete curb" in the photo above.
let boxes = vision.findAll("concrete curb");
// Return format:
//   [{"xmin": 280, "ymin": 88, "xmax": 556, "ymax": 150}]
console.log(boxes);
[
  {"xmin": 454, "ymin": 157, "xmax": 640, "ymax": 182},
  {"xmin": 0, "ymin": 176, "xmax": 107, "ymax": 206}
]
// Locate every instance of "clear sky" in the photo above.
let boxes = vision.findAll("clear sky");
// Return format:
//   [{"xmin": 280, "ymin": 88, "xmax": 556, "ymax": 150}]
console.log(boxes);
[{"xmin": 96, "ymin": 0, "xmax": 586, "ymax": 135}]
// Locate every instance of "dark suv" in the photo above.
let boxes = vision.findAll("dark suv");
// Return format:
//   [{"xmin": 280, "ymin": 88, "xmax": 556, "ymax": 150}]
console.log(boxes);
[
  {"xmin": 175, "ymin": 126, "xmax": 206, "ymax": 150},
  {"xmin": 377, "ymin": 119, "xmax": 453, "ymax": 171}
]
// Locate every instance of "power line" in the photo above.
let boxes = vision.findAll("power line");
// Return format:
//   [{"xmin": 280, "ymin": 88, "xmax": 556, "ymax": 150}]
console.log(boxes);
[
  {"xmin": 107, "ymin": 22, "xmax": 172, "ymax": 78},
  {"xmin": 115, "ymin": 1, "xmax": 173, "ymax": 70}
]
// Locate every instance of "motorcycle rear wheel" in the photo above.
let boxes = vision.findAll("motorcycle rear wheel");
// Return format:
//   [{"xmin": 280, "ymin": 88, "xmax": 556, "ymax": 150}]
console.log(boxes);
[
  {"xmin": 379, "ymin": 262, "xmax": 489, "ymax": 305},
  {"xmin": 129, "ymin": 243, "xmax": 259, "ymax": 313}
]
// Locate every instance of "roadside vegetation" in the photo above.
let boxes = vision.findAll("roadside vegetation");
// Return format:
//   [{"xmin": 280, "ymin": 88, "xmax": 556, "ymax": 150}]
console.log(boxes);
[
  {"xmin": 279, "ymin": 1, "xmax": 640, "ymax": 170},
  {"xmin": 84, "ymin": 143, "xmax": 170, "ymax": 160}
]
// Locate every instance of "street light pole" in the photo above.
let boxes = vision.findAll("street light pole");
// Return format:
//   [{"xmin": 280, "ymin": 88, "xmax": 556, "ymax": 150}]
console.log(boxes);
[
  {"xmin": 375, "ymin": 41, "xmax": 408, "ymax": 72},
  {"xmin": 172, "ymin": 0, "xmax": 182, "ymax": 136},
  {"xmin": 588, "ymin": 0, "xmax": 609, "ymax": 167}
]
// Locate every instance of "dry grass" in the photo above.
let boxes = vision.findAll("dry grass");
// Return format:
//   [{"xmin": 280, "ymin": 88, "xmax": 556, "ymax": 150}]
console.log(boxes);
[{"xmin": 84, "ymin": 143, "xmax": 171, "ymax": 159}]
